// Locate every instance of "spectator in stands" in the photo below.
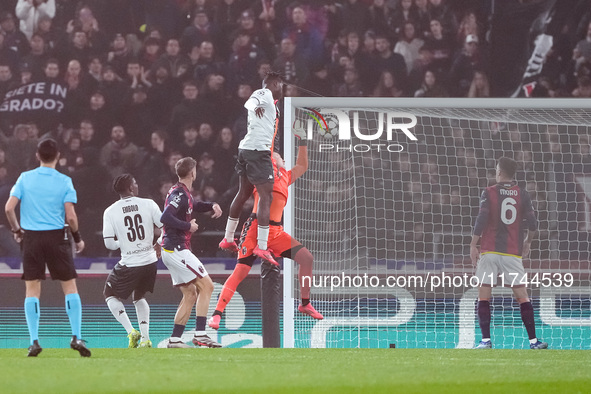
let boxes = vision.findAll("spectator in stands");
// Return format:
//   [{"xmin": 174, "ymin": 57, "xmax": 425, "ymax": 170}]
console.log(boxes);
[
  {"xmin": 146, "ymin": 64, "xmax": 179, "ymax": 128},
  {"xmin": 467, "ymin": 70, "xmax": 490, "ymax": 98},
  {"xmin": 340, "ymin": 0, "xmax": 370, "ymax": 36},
  {"xmin": 139, "ymin": 129, "xmax": 170, "ymax": 198},
  {"xmin": 59, "ymin": 131, "xmax": 84, "ymax": 174},
  {"xmin": 169, "ymin": 80, "xmax": 208, "ymax": 138},
  {"xmin": 176, "ymin": 123, "xmax": 201, "ymax": 159},
  {"xmin": 282, "ymin": 5, "xmax": 325, "ymax": 68},
  {"xmin": 199, "ymin": 73, "xmax": 229, "ymax": 130},
  {"xmin": 301, "ymin": 62, "xmax": 332, "ymax": 98},
  {"xmin": 59, "ymin": 29, "xmax": 94, "ymax": 68},
  {"xmin": 213, "ymin": 0, "xmax": 244, "ymax": 50},
  {"xmin": 15, "ymin": 0, "xmax": 55, "ymax": 40},
  {"xmin": 456, "ymin": 10, "xmax": 481, "ymax": 47},
  {"xmin": 372, "ymin": 34, "xmax": 407, "ymax": 92},
  {"xmin": 83, "ymin": 91, "xmax": 114, "ymax": 146},
  {"xmin": 35, "ymin": 14, "xmax": 58, "ymax": 52},
  {"xmin": 65, "ymin": 4, "xmax": 108, "ymax": 54},
  {"xmin": 572, "ymin": 75, "xmax": 591, "ymax": 97},
  {"xmin": 394, "ymin": 21, "xmax": 425, "ymax": 74},
  {"xmin": 6, "ymin": 124, "xmax": 36, "ymax": 173},
  {"xmin": 389, "ymin": 0, "xmax": 416, "ymax": 38},
  {"xmin": 181, "ymin": 7, "xmax": 221, "ymax": 55},
  {"xmin": 0, "ymin": 11, "xmax": 29, "ymax": 56},
  {"xmin": 122, "ymin": 86, "xmax": 154, "ymax": 146},
  {"xmin": 273, "ymin": 37, "xmax": 309, "ymax": 84},
  {"xmin": 414, "ymin": 69, "xmax": 447, "ymax": 97},
  {"xmin": 428, "ymin": 0, "xmax": 457, "ymax": 36},
  {"xmin": 98, "ymin": 65, "xmax": 129, "ymax": 117},
  {"xmin": 424, "ymin": 18, "xmax": 454, "ymax": 74},
  {"xmin": 414, "ymin": 0, "xmax": 432, "ymax": 39},
  {"xmin": 573, "ymin": 21, "xmax": 591, "ymax": 70},
  {"xmin": 20, "ymin": 33, "xmax": 48, "ymax": 80},
  {"xmin": 41, "ymin": 57, "xmax": 59, "ymax": 82},
  {"xmin": 193, "ymin": 40, "xmax": 226, "ymax": 83},
  {"xmin": 449, "ymin": 34, "xmax": 487, "ymax": 96},
  {"xmin": 78, "ymin": 119, "xmax": 99, "ymax": 150},
  {"xmin": 99, "ymin": 124, "xmax": 139, "ymax": 180},
  {"xmin": 194, "ymin": 152, "xmax": 225, "ymax": 195},
  {"xmin": 211, "ymin": 126, "xmax": 237, "ymax": 182},
  {"xmin": 63, "ymin": 59, "xmax": 96, "ymax": 125},
  {"xmin": 87, "ymin": 56, "xmax": 102, "ymax": 83},
  {"xmin": 333, "ymin": 66, "xmax": 364, "ymax": 97},
  {"xmin": 0, "ymin": 63, "xmax": 17, "ymax": 99},
  {"xmin": 153, "ymin": 38, "xmax": 190, "ymax": 81},
  {"xmin": 233, "ymin": 9, "xmax": 275, "ymax": 61},
  {"xmin": 125, "ymin": 59, "xmax": 151, "ymax": 90},
  {"xmin": 372, "ymin": 70, "xmax": 404, "ymax": 97},
  {"xmin": 139, "ymin": 37, "xmax": 161, "ymax": 71},
  {"xmin": 367, "ymin": 1, "xmax": 392, "ymax": 38},
  {"xmin": 106, "ymin": 33, "xmax": 134, "ymax": 77},
  {"xmin": 0, "ymin": 33, "xmax": 19, "ymax": 74},
  {"xmin": 227, "ymin": 30, "xmax": 265, "ymax": 90}
]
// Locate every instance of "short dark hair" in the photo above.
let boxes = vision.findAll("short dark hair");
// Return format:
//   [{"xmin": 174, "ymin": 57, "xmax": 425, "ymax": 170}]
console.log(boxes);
[
  {"xmin": 263, "ymin": 71, "xmax": 283, "ymax": 85},
  {"xmin": 112, "ymin": 173, "xmax": 135, "ymax": 194},
  {"xmin": 498, "ymin": 157, "xmax": 517, "ymax": 179},
  {"xmin": 37, "ymin": 138, "xmax": 59, "ymax": 162},
  {"xmin": 175, "ymin": 157, "xmax": 196, "ymax": 178}
]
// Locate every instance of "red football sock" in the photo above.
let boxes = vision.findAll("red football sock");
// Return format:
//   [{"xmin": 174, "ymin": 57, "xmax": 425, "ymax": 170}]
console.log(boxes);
[
  {"xmin": 294, "ymin": 247, "xmax": 313, "ymax": 300},
  {"xmin": 215, "ymin": 263, "xmax": 251, "ymax": 313}
]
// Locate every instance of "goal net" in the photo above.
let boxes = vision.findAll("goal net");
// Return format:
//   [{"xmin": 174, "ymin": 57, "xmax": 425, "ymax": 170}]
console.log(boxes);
[{"xmin": 282, "ymin": 98, "xmax": 591, "ymax": 349}]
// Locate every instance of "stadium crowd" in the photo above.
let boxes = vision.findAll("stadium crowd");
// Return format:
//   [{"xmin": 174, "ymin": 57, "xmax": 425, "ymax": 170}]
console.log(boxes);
[{"xmin": 1, "ymin": 0, "xmax": 590, "ymax": 258}]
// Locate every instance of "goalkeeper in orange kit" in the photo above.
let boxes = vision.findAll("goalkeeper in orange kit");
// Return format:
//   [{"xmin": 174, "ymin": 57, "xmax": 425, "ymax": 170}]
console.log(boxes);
[{"xmin": 209, "ymin": 122, "xmax": 323, "ymax": 329}]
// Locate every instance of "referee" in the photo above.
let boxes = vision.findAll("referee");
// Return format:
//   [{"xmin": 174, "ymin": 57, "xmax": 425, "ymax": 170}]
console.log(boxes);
[{"xmin": 5, "ymin": 138, "xmax": 91, "ymax": 357}]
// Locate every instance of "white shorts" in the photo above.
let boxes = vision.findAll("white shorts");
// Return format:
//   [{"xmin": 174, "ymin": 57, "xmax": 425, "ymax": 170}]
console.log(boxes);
[
  {"xmin": 475, "ymin": 253, "xmax": 526, "ymax": 286},
  {"xmin": 161, "ymin": 248, "xmax": 208, "ymax": 286}
]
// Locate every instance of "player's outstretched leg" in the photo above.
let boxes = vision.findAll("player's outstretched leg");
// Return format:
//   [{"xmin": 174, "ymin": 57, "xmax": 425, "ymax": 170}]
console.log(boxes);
[
  {"xmin": 209, "ymin": 262, "xmax": 252, "ymax": 329},
  {"xmin": 293, "ymin": 247, "xmax": 323, "ymax": 320}
]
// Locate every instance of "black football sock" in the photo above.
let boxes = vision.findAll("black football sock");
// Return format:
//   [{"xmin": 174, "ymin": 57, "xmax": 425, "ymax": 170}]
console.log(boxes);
[
  {"xmin": 477, "ymin": 300, "xmax": 491, "ymax": 339},
  {"xmin": 301, "ymin": 298, "xmax": 310, "ymax": 306},
  {"xmin": 171, "ymin": 324, "xmax": 185, "ymax": 339},
  {"xmin": 520, "ymin": 302, "xmax": 537, "ymax": 340}
]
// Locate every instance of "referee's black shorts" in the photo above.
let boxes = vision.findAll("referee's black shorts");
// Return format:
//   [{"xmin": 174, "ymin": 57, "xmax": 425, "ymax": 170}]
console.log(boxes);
[
  {"xmin": 236, "ymin": 149, "xmax": 274, "ymax": 185},
  {"xmin": 22, "ymin": 229, "xmax": 77, "ymax": 281},
  {"xmin": 103, "ymin": 262, "xmax": 158, "ymax": 301}
]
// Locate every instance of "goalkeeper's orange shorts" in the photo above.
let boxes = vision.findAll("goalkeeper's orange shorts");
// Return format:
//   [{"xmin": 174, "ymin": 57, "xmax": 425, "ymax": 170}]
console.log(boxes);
[{"xmin": 237, "ymin": 217, "xmax": 302, "ymax": 259}]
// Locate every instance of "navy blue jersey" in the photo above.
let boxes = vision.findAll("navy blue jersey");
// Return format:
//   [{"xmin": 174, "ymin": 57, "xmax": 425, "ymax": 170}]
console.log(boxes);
[
  {"xmin": 160, "ymin": 182, "xmax": 213, "ymax": 251},
  {"xmin": 473, "ymin": 182, "xmax": 537, "ymax": 257}
]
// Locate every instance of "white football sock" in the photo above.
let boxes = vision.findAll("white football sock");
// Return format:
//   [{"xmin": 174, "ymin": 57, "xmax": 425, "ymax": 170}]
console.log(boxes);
[
  {"xmin": 257, "ymin": 225, "xmax": 269, "ymax": 250},
  {"xmin": 106, "ymin": 297, "xmax": 134, "ymax": 334},
  {"xmin": 224, "ymin": 218, "xmax": 239, "ymax": 242},
  {"xmin": 134, "ymin": 298, "xmax": 150, "ymax": 341},
  {"xmin": 529, "ymin": 338, "xmax": 538, "ymax": 344}
]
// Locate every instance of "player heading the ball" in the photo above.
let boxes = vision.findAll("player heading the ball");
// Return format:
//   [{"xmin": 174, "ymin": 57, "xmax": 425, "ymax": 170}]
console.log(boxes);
[{"xmin": 220, "ymin": 71, "xmax": 284, "ymax": 265}]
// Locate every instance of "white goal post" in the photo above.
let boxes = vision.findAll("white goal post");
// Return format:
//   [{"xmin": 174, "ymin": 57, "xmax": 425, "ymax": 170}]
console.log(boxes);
[{"xmin": 283, "ymin": 97, "xmax": 591, "ymax": 349}]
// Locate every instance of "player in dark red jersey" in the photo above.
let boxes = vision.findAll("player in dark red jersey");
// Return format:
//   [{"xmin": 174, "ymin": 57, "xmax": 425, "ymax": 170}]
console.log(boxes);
[
  {"xmin": 208, "ymin": 123, "xmax": 323, "ymax": 330},
  {"xmin": 470, "ymin": 157, "xmax": 548, "ymax": 349},
  {"xmin": 160, "ymin": 157, "xmax": 223, "ymax": 348}
]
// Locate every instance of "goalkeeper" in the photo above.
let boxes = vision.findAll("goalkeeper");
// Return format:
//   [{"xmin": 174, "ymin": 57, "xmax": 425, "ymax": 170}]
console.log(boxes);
[{"xmin": 209, "ymin": 122, "xmax": 323, "ymax": 329}]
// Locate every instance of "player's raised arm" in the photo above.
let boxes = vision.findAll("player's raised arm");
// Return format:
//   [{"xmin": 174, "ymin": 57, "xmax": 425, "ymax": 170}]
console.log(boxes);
[{"xmin": 290, "ymin": 120, "xmax": 309, "ymax": 182}]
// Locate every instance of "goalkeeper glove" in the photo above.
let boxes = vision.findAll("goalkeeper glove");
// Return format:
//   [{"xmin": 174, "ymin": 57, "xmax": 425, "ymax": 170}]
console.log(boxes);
[{"xmin": 292, "ymin": 120, "xmax": 307, "ymax": 145}]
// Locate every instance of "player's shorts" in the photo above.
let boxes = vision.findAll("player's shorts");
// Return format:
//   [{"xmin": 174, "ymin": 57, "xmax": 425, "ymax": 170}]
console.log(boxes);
[
  {"xmin": 475, "ymin": 252, "xmax": 527, "ymax": 286},
  {"xmin": 161, "ymin": 247, "xmax": 208, "ymax": 286},
  {"xmin": 103, "ymin": 262, "xmax": 157, "ymax": 300},
  {"xmin": 238, "ymin": 216, "xmax": 303, "ymax": 264},
  {"xmin": 21, "ymin": 229, "xmax": 77, "ymax": 281},
  {"xmin": 236, "ymin": 149, "xmax": 274, "ymax": 185}
]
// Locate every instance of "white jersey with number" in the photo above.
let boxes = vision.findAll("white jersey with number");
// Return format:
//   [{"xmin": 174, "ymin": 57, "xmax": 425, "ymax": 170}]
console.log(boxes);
[
  {"xmin": 238, "ymin": 88, "xmax": 278, "ymax": 151},
  {"xmin": 103, "ymin": 196, "xmax": 163, "ymax": 267}
]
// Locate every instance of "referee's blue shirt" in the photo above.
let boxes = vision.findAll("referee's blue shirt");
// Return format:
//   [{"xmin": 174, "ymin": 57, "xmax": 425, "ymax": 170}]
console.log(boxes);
[{"xmin": 10, "ymin": 167, "xmax": 77, "ymax": 231}]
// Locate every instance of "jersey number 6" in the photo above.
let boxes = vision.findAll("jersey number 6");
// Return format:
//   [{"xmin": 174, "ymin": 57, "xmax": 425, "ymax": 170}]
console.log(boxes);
[{"xmin": 501, "ymin": 198, "xmax": 517, "ymax": 225}]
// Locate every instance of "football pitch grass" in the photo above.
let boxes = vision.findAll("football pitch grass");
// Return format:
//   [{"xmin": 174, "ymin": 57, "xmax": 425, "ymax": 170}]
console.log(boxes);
[{"xmin": 1, "ymin": 348, "xmax": 589, "ymax": 393}]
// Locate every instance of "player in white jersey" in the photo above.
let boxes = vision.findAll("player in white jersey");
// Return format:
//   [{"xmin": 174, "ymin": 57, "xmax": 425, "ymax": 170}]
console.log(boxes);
[
  {"xmin": 102, "ymin": 174, "xmax": 163, "ymax": 348},
  {"xmin": 220, "ymin": 71, "xmax": 284, "ymax": 265}
]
